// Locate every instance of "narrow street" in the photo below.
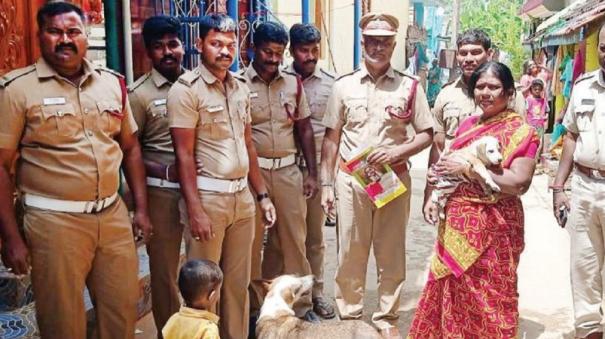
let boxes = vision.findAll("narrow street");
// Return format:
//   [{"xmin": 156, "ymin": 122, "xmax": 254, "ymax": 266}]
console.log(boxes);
[
  {"xmin": 135, "ymin": 150, "xmax": 577, "ymax": 339},
  {"xmin": 317, "ymin": 150, "xmax": 576, "ymax": 339}
]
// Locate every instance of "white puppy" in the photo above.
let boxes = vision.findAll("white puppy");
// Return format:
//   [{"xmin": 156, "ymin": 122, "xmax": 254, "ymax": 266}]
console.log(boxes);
[
  {"xmin": 431, "ymin": 136, "xmax": 503, "ymax": 220},
  {"xmin": 256, "ymin": 275, "xmax": 381, "ymax": 339}
]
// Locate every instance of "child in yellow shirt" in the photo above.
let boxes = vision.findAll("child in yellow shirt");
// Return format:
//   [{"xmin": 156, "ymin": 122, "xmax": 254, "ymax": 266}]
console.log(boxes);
[{"xmin": 162, "ymin": 259, "xmax": 223, "ymax": 339}]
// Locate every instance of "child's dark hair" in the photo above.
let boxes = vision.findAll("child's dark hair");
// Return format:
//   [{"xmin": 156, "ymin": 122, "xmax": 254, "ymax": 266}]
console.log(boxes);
[
  {"xmin": 467, "ymin": 61, "xmax": 515, "ymax": 100},
  {"xmin": 178, "ymin": 259, "xmax": 223, "ymax": 306},
  {"xmin": 531, "ymin": 78, "xmax": 544, "ymax": 90}
]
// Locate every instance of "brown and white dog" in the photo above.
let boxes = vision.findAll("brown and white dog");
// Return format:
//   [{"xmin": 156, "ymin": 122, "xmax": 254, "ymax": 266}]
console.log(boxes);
[
  {"xmin": 256, "ymin": 275, "xmax": 381, "ymax": 339},
  {"xmin": 431, "ymin": 135, "xmax": 503, "ymax": 220}
]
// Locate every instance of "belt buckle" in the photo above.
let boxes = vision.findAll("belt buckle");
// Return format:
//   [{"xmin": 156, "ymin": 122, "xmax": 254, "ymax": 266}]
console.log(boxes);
[
  {"xmin": 273, "ymin": 158, "xmax": 281, "ymax": 170},
  {"xmin": 592, "ymin": 169, "xmax": 605, "ymax": 180}
]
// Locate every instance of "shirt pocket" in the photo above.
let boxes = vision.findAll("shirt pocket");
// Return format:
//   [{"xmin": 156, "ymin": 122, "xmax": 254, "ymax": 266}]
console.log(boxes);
[
  {"xmin": 442, "ymin": 106, "xmax": 461, "ymax": 137},
  {"xmin": 575, "ymin": 104, "xmax": 594, "ymax": 132},
  {"xmin": 40, "ymin": 103, "xmax": 79, "ymax": 138},
  {"xmin": 96, "ymin": 100, "xmax": 123, "ymax": 135},
  {"xmin": 249, "ymin": 96, "xmax": 268, "ymax": 123},
  {"xmin": 147, "ymin": 99, "xmax": 168, "ymax": 121},
  {"xmin": 344, "ymin": 97, "xmax": 367, "ymax": 124},
  {"xmin": 200, "ymin": 104, "xmax": 230, "ymax": 140},
  {"xmin": 384, "ymin": 98, "xmax": 410, "ymax": 122}
]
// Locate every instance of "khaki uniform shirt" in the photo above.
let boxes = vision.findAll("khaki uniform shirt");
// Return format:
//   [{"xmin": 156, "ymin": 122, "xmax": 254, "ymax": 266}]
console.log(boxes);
[
  {"xmin": 0, "ymin": 58, "xmax": 138, "ymax": 201},
  {"xmin": 167, "ymin": 63, "xmax": 251, "ymax": 180},
  {"xmin": 285, "ymin": 64, "xmax": 336, "ymax": 161},
  {"xmin": 323, "ymin": 65, "xmax": 433, "ymax": 161},
  {"xmin": 128, "ymin": 68, "xmax": 178, "ymax": 166},
  {"xmin": 563, "ymin": 69, "xmax": 605, "ymax": 170},
  {"xmin": 433, "ymin": 77, "xmax": 526, "ymax": 146},
  {"xmin": 242, "ymin": 66, "xmax": 311, "ymax": 158}
]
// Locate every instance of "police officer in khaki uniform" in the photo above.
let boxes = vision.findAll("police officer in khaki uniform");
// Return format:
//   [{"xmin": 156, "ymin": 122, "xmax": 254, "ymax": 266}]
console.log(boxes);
[
  {"xmin": 167, "ymin": 14, "xmax": 276, "ymax": 339},
  {"xmin": 285, "ymin": 23, "xmax": 336, "ymax": 319},
  {"xmin": 128, "ymin": 16, "xmax": 185, "ymax": 337},
  {"xmin": 0, "ymin": 3, "xmax": 152, "ymax": 338},
  {"xmin": 320, "ymin": 13, "xmax": 433, "ymax": 338},
  {"xmin": 424, "ymin": 29, "xmax": 526, "ymax": 221},
  {"xmin": 242, "ymin": 21, "xmax": 319, "ymax": 322},
  {"xmin": 552, "ymin": 23, "xmax": 605, "ymax": 339}
]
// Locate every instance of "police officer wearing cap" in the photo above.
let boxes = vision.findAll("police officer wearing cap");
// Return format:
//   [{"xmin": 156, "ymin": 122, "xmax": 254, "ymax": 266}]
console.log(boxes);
[
  {"xmin": 0, "ymin": 2, "xmax": 152, "ymax": 338},
  {"xmin": 321, "ymin": 12, "xmax": 433, "ymax": 338}
]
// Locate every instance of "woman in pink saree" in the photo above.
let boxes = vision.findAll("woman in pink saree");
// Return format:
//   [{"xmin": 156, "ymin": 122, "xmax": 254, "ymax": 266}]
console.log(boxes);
[{"xmin": 408, "ymin": 62, "xmax": 540, "ymax": 339}]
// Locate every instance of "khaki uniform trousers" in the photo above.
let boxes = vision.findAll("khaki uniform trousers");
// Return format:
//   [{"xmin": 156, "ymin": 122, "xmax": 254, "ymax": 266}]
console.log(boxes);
[
  {"xmin": 249, "ymin": 164, "xmax": 312, "ymax": 316},
  {"xmin": 334, "ymin": 170, "xmax": 411, "ymax": 330},
  {"xmin": 260, "ymin": 164, "xmax": 327, "ymax": 299},
  {"xmin": 23, "ymin": 199, "xmax": 139, "ymax": 339},
  {"xmin": 180, "ymin": 188, "xmax": 255, "ymax": 339},
  {"xmin": 568, "ymin": 171, "xmax": 605, "ymax": 338},
  {"xmin": 146, "ymin": 187, "xmax": 183, "ymax": 338}
]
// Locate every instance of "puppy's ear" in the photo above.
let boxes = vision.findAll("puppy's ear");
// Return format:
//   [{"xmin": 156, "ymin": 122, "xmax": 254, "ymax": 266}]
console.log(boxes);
[
  {"xmin": 280, "ymin": 286, "xmax": 295, "ymax": 306},
  {"xmin": 260, "ymin": 279, "xmax": 272, "ymax": 295}
]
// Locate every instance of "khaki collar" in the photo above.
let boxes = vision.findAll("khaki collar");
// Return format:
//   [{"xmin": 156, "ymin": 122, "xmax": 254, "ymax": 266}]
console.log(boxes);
[
  {"xmin": 35, "ymin": 57, "xmax": 98, "ymax": 80},
  {"xmin": 245, "ymin": 62, "xmax": 283, "ymax": 84},
  {"xmin": 359, "ymin": 63, "xmax": 395, "ymax": 82},
  {"xmin": 150, "ymin": 68, "xmax": 173, "ymax": 88},
  {"xmin": 285, "ymin": 63, "xmax": 322, "ymax": 81},
  {"xmin": 198, "ymin": 63, "xmax": 235, "ymax": 87},
  {"xmin": 597, "ymin": 70, "xmax": 605, "ymax": 89},
  {"xmin": 179, "ymin": 306, "xmax": 220, "ymax": 324}
]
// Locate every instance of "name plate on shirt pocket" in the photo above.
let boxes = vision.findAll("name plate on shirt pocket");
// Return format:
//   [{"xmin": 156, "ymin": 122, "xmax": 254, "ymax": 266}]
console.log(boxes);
[
  {"xmin": 207, "ymin": 105, "xmax": 224, "ymax": 113},
  {"xmin": 153, "ymin": 99, "xmax": 167, "ymax": 106},
  {"xmin": 250, "ymin": 92, "xmax": 259, "ymax": 99},
  {"xmin": 43, "ymin": 97, "xmax": 67, "ymax": 106}
]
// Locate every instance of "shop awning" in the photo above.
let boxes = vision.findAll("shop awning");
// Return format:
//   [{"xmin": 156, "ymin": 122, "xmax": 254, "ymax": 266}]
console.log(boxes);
[
  {"xmin": 524, "ymin": 0, "xmax": 605, "ymax": 48},
  {"xmin": 520, "ymin": 0, "xmax": 565, "ymax": 20}
]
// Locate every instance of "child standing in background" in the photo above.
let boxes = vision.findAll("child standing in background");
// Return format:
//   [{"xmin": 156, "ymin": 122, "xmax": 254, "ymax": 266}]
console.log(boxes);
[
  {"xmin": 162, "ymin": 259, "xmax": 223, "ymax": 339},
  {"xmin": 526, "ymin": 79, "xmax": 548, "ymax": 171}
]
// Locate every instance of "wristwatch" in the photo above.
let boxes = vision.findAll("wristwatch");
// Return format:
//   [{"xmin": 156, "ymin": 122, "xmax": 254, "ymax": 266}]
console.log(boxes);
[{"xmin": 256, "ymin": 192, "xmax": 270, "ymax": 202}]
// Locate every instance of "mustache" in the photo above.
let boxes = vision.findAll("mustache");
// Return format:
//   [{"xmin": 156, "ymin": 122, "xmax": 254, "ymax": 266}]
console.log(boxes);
[
  {"xmin": 161, "ymin": 55, "xmax": 178, "ymax": 63},
  {"xmin": 55, "ymin": 43, "xmax": 77, "ymax": 53},
  {"xmin": 264, "ymin": 61, "xmax": 280, "ymax": 66},
  {"xmin": 303, "ymin": 59, "xmax": 317, "ymax": 65},
  {"xmin": 216, "ymin": 54, "xmax": 232, "ymax": 61}
]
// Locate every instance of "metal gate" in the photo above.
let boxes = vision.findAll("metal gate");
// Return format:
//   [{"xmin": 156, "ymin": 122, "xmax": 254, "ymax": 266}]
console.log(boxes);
[{"xmin": 163, "ymin": 0, "xmax": 283, "ymax": 70}]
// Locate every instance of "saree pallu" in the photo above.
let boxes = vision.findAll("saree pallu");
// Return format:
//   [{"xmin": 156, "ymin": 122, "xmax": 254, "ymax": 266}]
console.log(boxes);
[{"xmin": 408, "ymin": 111, "xmax": 539, "ymax": 339}]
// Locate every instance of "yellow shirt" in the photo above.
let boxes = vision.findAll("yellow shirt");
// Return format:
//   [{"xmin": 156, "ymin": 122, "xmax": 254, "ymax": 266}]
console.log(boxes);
[{"xmin": 162, "ymin": 307, "xmax": 220, "ymax": 339}]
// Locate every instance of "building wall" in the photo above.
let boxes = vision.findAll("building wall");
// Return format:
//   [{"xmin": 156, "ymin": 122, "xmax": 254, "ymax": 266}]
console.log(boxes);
[{"xmin": 269, "ymin": 0, "xmax": 409, "ymax": 75}]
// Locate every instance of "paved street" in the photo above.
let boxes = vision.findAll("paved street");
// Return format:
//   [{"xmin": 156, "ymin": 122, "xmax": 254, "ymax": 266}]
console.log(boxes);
[{"xmin": 136, "ymin": 150, "xmax": 576, "ymax": 339}]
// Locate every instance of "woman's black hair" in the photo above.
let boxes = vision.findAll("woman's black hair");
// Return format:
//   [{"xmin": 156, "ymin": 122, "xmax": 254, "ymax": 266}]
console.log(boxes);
[{"xmin": 467, "ymin": 61, "xmax": 515, "ymax": 100}]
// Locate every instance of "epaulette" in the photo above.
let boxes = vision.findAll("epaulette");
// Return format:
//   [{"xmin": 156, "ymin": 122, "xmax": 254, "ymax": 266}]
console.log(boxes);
[
  {"xmin": 336, "ymin": 69, "xmax": 359, "ymax": 81},
  {"xmin": 320, "ymin": 68, "xmax": 336, "ymax": 79},
  {"xmin": 232, "ymin": 72, "xmax": 247, "ymax": 83},
  {"xmin": 574, "ymin": 71, "xmax": 595, "ymax": 85},
  {"xmin": 396, "ymin": 69, "xmax": 420, "ymax": 81},
  {"xmin": 127, "ymin": 72, "xmax": 151, "ymax": 93},
  {"xmin": 441, "ymin": 79, "xmax": 455, "ymax": 89},
  {"xmin": 0, "ymin": 65, "xmax": 36, "ymax": 88},
  {"xmin": 282, "ymin": 69, "xmax": 298, "ymax": 78},
  {"xmin": 177, "ymin": 69, "xmax": 201, "ymax": 87},
  {"xmin": 98, "ymin": 66, "xmax": 124, "ymax": 79}
]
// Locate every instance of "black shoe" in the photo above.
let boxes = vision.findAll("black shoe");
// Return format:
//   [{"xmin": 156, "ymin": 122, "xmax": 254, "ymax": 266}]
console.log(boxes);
[
  {"xmin": 248, "ymin": 314, "xmax": 258, "ymax": 339},
  {"xmin": 303, "ymin": 310, "xmax": 321, "ymax": 323},
  {"xmin": 312, "ymin": 297, "xmax": 336, "ymax": 319}
]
